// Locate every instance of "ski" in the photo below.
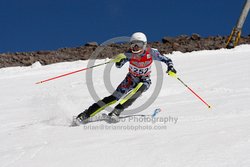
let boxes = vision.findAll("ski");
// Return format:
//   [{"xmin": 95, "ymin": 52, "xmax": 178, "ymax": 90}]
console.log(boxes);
[
  {"xmin": 70, "ymin": 108, "xmax": 162, "ymax": 127},
  {"xmin": 70, "ymin": 113, "xmax": 119, "ymax": 127}
]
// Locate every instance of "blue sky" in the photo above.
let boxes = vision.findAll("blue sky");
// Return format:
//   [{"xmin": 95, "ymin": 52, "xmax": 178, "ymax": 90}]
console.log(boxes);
[{"xmin": 0, "ymin": 0, "xmax": 249, "ymax": 53}]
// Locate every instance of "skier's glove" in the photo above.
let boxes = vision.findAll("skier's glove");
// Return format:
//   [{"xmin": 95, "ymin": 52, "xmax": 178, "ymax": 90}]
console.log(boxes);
[
  {"xmin": 114, "ymin": 53, "xmax": 126, "ymax": 68},
  {"xmin": 167, "ymin": 65, "xmax": 177, "ymax": 75},
  {"xmin": 113, "ymin": 53, "xmax": 126, "ymax": 63},
  {"xmin": 116, "ymin": 59, "xmax": 126, "ymax": 68}
]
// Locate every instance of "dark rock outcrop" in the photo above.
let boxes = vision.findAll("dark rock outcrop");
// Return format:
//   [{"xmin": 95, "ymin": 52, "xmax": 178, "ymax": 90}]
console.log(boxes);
[{"xmin": 1, "ymin": 34, "xmax": 250, "ymax": 68}]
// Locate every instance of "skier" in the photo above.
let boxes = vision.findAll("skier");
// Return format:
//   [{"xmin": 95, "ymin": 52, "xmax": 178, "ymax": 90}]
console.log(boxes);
[{"xmin": 76, "ymin": 32, "xmax": 177, "ymax": 123}]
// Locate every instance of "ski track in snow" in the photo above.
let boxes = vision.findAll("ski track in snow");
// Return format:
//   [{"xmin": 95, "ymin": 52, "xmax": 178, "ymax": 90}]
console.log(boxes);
[{"xmin": 0, "ymin": 45, "xmax": 250, "ymax": 167}]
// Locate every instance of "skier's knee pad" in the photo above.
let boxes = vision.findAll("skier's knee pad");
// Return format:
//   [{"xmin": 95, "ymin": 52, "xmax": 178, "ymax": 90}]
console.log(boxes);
[
  {"xmin": 102, "ymin": 95, "xmax": 117, "ymax": 104},
  {"xmin": 86, "ymin": 95, "xmax": 117, "ymax": 117},
  {"xmin": 116, "ymin": 82, "xmax": 147, "ymax": 110}
]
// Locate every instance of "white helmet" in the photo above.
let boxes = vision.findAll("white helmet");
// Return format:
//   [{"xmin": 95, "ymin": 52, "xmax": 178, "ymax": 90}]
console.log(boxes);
[{"xmin": 130, "ymin": 32, "xmax": 147, "ymax": 54}]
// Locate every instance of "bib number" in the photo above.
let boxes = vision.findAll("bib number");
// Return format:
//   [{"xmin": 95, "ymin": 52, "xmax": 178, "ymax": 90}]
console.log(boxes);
[{"xmin": 129, "ymin": 64, "xmax": 151, "ymax": 76}]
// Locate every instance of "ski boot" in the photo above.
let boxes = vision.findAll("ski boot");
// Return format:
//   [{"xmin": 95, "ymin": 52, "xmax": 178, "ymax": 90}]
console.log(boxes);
[
  {"xmin": 75, "ymin": 111, "xmax": 90, "ymax": 125},
  {"xmin": 107, "ymin": 108, "xmax": 123, "ymax": 123}
]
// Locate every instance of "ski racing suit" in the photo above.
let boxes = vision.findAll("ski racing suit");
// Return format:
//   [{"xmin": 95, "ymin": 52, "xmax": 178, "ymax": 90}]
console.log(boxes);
[{"xmin": 83, "ymin": 47, "xmax": 174, "ymax": 117}]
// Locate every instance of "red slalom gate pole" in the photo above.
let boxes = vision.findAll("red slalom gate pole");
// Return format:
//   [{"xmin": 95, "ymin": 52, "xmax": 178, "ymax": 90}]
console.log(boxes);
[
  {"xmin": 168, "ymin": 71, "xmax": 211, "ymax": 108},
  {"xmin": 35, "ymin": 60, "xmax": 112, "ymax": 84}
]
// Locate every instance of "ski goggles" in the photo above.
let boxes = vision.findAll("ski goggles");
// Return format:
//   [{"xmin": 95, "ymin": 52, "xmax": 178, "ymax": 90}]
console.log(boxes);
[{"xmin": 130, "ymin": 41, "xmax": 145, "ymax": 53}]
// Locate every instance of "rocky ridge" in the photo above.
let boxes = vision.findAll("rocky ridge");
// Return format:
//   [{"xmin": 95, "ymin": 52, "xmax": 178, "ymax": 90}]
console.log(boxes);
[{"xmin": 1, "ymin": 34, "xmax": 250, "ymax": 68}]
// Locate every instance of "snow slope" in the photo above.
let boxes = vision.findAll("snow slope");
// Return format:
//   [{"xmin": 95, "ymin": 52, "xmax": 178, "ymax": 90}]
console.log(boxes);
[{"xmin": 1, "ymin": 45, "xmax": 250, "ymax": 167}]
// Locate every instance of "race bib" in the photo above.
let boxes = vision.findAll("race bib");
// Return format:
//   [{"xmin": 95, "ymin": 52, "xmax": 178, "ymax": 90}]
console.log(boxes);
[{"xmin": 129, "ymin": 64, "xmax": 151, "ymax": 76}]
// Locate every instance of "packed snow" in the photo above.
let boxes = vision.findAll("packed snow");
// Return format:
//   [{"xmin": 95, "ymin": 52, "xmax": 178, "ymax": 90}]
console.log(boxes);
[{"xmin": 1, "ymin": 45, "xmax": 250, "ymax": 167}]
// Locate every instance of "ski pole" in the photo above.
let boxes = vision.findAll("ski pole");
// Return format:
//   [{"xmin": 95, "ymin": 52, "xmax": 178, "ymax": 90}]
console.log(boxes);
[
  {"xmin": 35, "ymin": 60, "xmax": 113, "ymax": 84},
  {"xmin": 35, "ymin": 54, "xmax": 126, "ymax": 84},
  {"xmin": 168, "ymin": 71, "xmax": 211, "ymax": 108}
]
